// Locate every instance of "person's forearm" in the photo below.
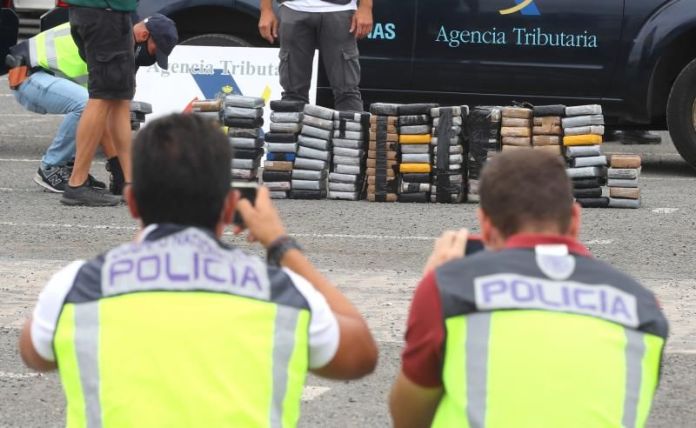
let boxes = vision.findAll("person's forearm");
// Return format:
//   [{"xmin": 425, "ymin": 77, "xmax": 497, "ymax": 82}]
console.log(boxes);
[
  {"xmin": 280, "ymin": 249, "xmax": 363, "ymax": 318},
  {"xmin": 261, "ymin": 0, "xmax": 273, "ymax": 12},
  {"xmin": 358, "ymin": 0, "xmax": 373, "ymax": 9}
]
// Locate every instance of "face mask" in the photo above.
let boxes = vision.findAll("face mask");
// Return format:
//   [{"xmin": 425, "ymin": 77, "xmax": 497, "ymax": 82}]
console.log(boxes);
[{"xmin": 134, "ymin": 39, "xmax": 157, "ymax": 68}]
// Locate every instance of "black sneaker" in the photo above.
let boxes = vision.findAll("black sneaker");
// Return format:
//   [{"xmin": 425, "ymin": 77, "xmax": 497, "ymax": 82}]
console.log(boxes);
[
  {"xmin": 33, "ymin": 166, "xmax": 69, "ymax": 193},
  {"xmin": 86, "ymin": 175, "xmax": 107, "ymax": 190},
  {"xmin": 61, "ymin": 183, "xmax": 121, "ymax": 207},
  {"xmin": 105, "ymin": 158, "xmax": 125, "ymax": 195}
]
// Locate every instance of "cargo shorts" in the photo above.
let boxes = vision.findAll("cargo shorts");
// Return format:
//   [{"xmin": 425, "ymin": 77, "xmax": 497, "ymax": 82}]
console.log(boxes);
[{"xmin": 69, "ymin": 6, "xmax": 135, "ymax": 100}]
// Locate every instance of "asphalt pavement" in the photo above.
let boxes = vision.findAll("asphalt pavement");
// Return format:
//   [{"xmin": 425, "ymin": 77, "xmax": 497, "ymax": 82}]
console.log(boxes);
[{"xmin": 1, "ymin": 76, "xmax": 696, "ymax": 427}]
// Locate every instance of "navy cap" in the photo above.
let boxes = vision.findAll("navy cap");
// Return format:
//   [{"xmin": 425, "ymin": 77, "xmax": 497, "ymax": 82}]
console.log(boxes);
[{"xmin": 144, "ymin": 14, "xmax": 178, "ymax": 70}]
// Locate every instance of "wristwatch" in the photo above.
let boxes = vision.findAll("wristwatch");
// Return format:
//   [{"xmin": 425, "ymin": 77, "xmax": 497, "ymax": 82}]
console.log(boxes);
[{"xmin": 267, "ymin": 236, "xmax": 303, "ymax": 266}]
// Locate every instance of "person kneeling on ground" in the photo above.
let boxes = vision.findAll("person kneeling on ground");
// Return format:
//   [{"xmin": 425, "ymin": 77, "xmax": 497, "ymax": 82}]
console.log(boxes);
[
  {"xmin": 19, "ymin": 113, "xmax": 378, "ymax": 427},
  {"xmin": 6, "ymin": 13, "xmax": 177, "ymax": 204},
  {"xmin": 390, "ymin": 150, "xmax": 668, "ymax": 428}
]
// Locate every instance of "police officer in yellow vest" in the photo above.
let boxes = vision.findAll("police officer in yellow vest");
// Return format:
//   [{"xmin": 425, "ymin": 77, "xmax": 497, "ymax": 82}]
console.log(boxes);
[
  {"xmin": 19, "ymin": 113, "xmax": 378, "ymax": 427},
  {"xmin": 390, "ymin": 150, "xmax": 668, "ymax": 428},
  {"xmin": 6, "ymin": 15, "xmax": 176, "ymax": 198}
]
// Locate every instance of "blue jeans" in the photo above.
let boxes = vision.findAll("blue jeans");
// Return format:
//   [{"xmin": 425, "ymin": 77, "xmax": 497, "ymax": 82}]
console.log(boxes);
[{"xmin": 13, "ymin": 71, "xmax": 87, "ymax": 169}]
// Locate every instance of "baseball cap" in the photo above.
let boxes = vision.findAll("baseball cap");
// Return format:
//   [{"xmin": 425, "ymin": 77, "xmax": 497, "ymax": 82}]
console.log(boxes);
[{"xmin": 144, "ymin": 14, "xmax": 178, "ymax": 70}]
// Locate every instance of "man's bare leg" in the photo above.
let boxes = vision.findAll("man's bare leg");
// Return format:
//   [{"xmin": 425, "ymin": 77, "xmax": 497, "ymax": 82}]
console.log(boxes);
[
  {"xmin": 109, "ymin": 100, "xmax": 133, "ymax": 183},
  {"xmin": 68, "ymin": 98, "xmax": 111, "ymax": 187}
]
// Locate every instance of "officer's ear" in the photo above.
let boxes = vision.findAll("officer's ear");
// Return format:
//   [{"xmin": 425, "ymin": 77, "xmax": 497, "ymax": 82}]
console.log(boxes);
[
  {"xmin": 478, "ymin": 207, "xmax": 506, "ymax": 250},
  {"xmin": 124, "ymin": 185, "xmax": 140, "ymax": 221},
  {"xmin": 566, "ymin": 202, "xmax": 582, "ymax": 239}
]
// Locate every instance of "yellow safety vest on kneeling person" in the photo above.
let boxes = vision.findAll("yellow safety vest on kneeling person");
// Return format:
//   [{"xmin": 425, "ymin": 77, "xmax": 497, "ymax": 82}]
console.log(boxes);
[
  {"xmin": 53, "ymin": 225, "xmax": 311, "ymax": 428},
  {"xmin": 20, "ymin": 22, "xmax": 88, "ymax": 86}
]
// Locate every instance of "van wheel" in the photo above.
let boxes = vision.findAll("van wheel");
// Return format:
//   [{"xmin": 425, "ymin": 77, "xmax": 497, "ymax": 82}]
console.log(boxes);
[
  {"xmin": 667, "ymin": 58, "xmax": 696, "ymax": 169},
  {"xmin": 180, "ymin": 33, "xmax": 253, "ymax": 47}
]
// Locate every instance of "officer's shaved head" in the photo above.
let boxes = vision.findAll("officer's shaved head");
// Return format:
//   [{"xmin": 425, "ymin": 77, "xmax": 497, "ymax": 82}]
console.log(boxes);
[
  {"xmin": 132, "ymin": 113, "xmax": 232, "ymax": 231},
  {"xmin": 479, "ymin": 150, "xmax": 574, "ymax": 238}
]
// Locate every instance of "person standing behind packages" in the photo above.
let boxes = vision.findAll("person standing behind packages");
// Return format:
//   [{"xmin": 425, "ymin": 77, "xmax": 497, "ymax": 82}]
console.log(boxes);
[
  {"xmin": 390, "ymin": 150, "xmax": 669, "ymax": 428},
  {"xmin": 258, "ymin": 0, "xmax": 373, "ymax": 112},
  {"xmin": 61, "ymin": 0, "xmax": 138, "ymax": 206},
  {"xmin": 19, "ymin": 114, "xmax": 378, "ymax": 428}
]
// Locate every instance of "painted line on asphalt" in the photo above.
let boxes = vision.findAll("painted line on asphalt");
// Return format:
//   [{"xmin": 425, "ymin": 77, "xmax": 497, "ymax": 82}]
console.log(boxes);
[
  {"xmin": 0, "ymin": 221, "xmax": 619, "ymax": 244},
  {"xmin": 0, "ymin": 371, "xmax": 43, "ymax": 379},
  {"xmin": 652, "ymin": 208, "xmax": 679, "ymax": 214},
  {"xmin": 302, "ymin": 386, "xmax": 331, "ymax": 402}
]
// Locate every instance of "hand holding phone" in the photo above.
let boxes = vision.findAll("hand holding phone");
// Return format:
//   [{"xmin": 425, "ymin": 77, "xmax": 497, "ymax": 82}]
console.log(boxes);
[
  {"xmin": 234, "ymin": 185, "xmax": 288, "ymax": 248},
  {"xmin": 423, "ymin": 228, "xmax": 475, "ymax": 275},
  {"xmin": 231, "ymin": 181, "xmax": 258, "ymax": 228}
]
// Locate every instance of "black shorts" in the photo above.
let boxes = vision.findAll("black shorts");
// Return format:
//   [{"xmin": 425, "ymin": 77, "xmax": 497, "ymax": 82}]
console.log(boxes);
[{"xmin": 69, "ymin": 7, "xmax": 135, "ymax": 100}]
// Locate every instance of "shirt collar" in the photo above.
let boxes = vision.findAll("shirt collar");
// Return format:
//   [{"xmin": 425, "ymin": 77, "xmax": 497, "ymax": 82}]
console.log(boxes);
[{"xmin": 504, "ymin": 233, "xmax": 592, "ymax": 257}]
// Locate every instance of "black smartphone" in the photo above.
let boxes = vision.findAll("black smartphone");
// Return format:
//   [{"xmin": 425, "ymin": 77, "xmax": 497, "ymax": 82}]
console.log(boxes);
[
  {"xmin": 231, "ymin": 181, "xmax": 258, "ymax": 227},
  {"xmin": 465, "ymin": 235, "xmax": 485, "ymax": 256}
]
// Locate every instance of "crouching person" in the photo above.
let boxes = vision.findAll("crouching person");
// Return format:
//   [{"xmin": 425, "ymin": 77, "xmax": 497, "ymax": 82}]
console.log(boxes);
[
  {"xmin": 390, "ymin": 150, "xmax": 668, "ymax": 428},
  {"xmin": 19, "ymin": 113, "xmax": 377, "ymax": 427}
]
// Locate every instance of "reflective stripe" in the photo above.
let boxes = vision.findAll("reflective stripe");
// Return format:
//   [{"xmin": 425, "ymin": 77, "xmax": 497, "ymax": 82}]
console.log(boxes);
[
  {"xmin": 622, "ymin": 329, "xmax": 645, "ymax": 428},
  {"xmin": 46, "ymin": 27, "xmax": 71, "ymax": 70},
  {"xmin": 74, "ymin": 74, "xmax": 89, "ymax": 86},
  {"xmin": 28, "ymin": 37, "xmax": 38, "ymax": 67},
  {"xmin": 466, "ymin": 312, "xmax": 491, "ymax": 428},
  {"xmin": 74, "ymin": 302, "xmax": 102, "ymax": 428},
  {"xmin": 269, "ymin": 306, "xmax": 300, "ymax": 428}
]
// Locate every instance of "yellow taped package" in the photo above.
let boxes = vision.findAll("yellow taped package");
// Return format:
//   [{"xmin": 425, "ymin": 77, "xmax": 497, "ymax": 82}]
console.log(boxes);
[
  {"xmin": 563, "ymin": 134, "xmax": 603, "ymax": 146},
  {"xmin": 400, "ymin": 163, "xmax": 432, "ymax": 173},
  {"xmin": 399, "ymin": 134, "xmax": 432, "ymax": 144}
]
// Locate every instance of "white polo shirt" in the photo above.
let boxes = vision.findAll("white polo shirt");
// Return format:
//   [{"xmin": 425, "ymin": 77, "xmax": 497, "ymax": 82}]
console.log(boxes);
[{"xmin": 282, "ymin": 0, "xmax": 357, "ymax": 13}]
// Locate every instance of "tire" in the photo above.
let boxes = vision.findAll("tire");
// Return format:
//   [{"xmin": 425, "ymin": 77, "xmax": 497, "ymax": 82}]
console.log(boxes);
[
  {"xmin": 180, "ymin": 33, "xmax": 253, "ymax": 47},
  {"xmin": 667, "ymin": 57, "xmax": 696, "ymax": 168}
]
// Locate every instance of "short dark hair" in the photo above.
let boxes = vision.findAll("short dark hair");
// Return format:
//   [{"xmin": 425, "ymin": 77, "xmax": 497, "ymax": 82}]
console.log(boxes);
[
  {"xmin": 479, "ymin": 150, "xmax": 573, "ymax": 238},
  {"xmin": 132, "ymin": 113, "xmax": 231, "ymax": 230}
]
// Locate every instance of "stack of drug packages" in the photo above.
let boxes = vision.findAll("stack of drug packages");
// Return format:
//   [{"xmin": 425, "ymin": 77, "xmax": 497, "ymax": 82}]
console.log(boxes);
[
  {"xmin": 466, "ymin": 106, "xmax": 502, "ymax": 202},
  {"xmin": 190, "ymin": 98, "xmax": 222, "ymax": 122},
  {"xmin": 397, "ymin": 103, "xmax": 438, "ymax": 203},
  {"xmin": 500, "ymin": 106, "xmax": 533, "ymax": 152},
  {"xmin": 130, "ymin": 101, "xmax": 153, "ymax": 131},
  {"xmin": 328, "ymin": 111, "xmax": 370, "ymax": 201},
  {"xmin": 263, "ymin": 100, "xmax": 305, "ymax": 199},
  {"xmin": 222, "ymin": 95, "xmax": 266, "ymax": 184},
  {"xmin": 290, "ymin": 105, "xmax": 335, "ymax": 199},
  {"xmin": 430, "ymin": 106, "xmax": 467, "ymax": 203},
  {"xmin": 366, "ymin": 103, "xmax": 400, "ymax": 202},
  {"xmin": 562, "ymin": 104, "xmax": 608, "ymax": 208},
  {"xmin": 607, "ymin": 154, "xmax": 642, "ymax": 209},
  {"xmin": 531, "ymin": 105, "xmax": 564, "ymax": 156}
]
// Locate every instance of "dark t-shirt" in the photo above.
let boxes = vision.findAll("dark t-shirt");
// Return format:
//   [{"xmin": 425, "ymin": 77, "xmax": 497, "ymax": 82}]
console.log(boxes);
[{"xmin": 67, "ymin": 0, "xmax": 137, "ymax": 12}]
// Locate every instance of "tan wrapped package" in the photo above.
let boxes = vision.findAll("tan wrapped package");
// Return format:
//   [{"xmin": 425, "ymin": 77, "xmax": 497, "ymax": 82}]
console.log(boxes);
[
  {"xmin": 502, "ymin": 107, "xmax": 533, "ymax": 119},
  {"xmin": 501, "ymin": 126, "xmax": 532, "ymax": 138},
  {"xmin": 502, "ymin": 136, "xmax": 532, "ymax": 146}
]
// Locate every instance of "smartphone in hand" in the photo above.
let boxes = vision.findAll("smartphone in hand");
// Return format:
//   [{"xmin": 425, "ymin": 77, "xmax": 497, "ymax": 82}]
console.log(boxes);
[
  {"xmin": 465, "ymin": 234, "xmax": 485, "ymax": 256},
  {"xmin": 231, "ymin": 181, "xmax": 258, "ymax": 227}
]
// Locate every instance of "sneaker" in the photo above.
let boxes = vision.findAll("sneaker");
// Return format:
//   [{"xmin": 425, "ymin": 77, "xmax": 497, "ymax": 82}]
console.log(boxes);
[
  {"xmin": 33, "ymin": 166, "xmax": 69, "ymax": 193},
  {"xmin": 60, "ymin": 183, "xmax": 121, "ymax": 207},
  {"xmin": 105, "ymin": 158, "xmax": 125, "ymax": 195},
  {"xmin": 65, "ymin": 161, "xmax": 107, "ymax": 190}
]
